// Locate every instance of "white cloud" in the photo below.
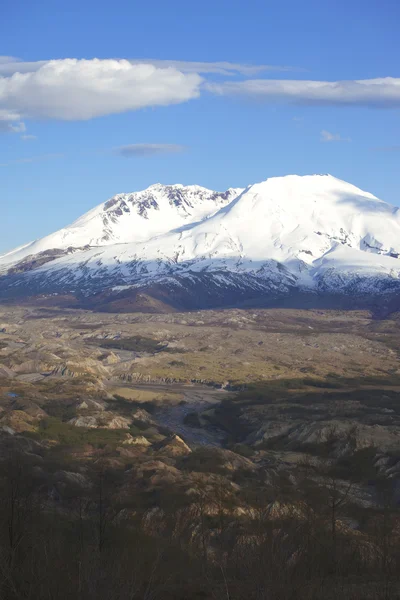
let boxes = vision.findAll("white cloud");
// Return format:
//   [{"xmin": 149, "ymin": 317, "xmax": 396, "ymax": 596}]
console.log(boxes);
[
  {"xmin": 20, "ymin": 134, "xmax": 37, "ymax": 141},
  {"xmin": 0, "ymin": 120, "xmax": 25, "ymax": 133},
  {"xmin": 0, "ymin": 58, "xmax": 299, "ymax": 130},
  {"xmin": 1, "ymin": 57, "xmax": 399, "ymax": 135},
  {"xmin": 0, "ymin": 58, "xmax": 202, "ymax": 122},
  {"xmin": 0, "ymin": 56, "xmax": 21, "ymax": 66},
  {"xmin": 128, "ymin": 59, "xmax": 298, "ymax": 76},
  {"xmin": 9, "ymin": 121, "xmax": 26, "ymax": 133},
  {"xmin": 320, "ymin": 130, "xmax": 351, "ymax": 142},
  {"xmin": 207, "ymin": 78, "xmax": 400, "ymax": 108},
  {"xmin": 115, "ymin": 143, "xmax": 185, "ymax": 157},
  {"xmin": 0, "ymin": 57, "xmax": 297, "ymax": 77},
  {"xmin": 0, "ymin": 109, "xmax": 26, "ymax": 133}
]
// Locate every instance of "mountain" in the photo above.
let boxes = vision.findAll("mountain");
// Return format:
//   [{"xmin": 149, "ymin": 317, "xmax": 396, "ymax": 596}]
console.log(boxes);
[
  {"xmin": 1, "ymin": 184, "xmax": 242, "ymax": 262},
  {"xmin": 1, "ymin": 174, "xmax": 400, "ymax": 312}
]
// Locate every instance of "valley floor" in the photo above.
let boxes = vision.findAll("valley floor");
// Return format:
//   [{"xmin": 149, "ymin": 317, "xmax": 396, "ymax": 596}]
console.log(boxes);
[{"xmin": 0, "ymin": 303, "xmax": 400, "ymax": 598}]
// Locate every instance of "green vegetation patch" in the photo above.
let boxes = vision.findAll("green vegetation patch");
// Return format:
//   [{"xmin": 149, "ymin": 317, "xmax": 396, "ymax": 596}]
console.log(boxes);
[
  {"xmin": 179, "ymin": 447, "xmax": 228, "ymax": 475},
  {"xmin": 231, "ymin": 443, "xmax": 255, "ymax": 458},
  {"xmin": 109, "ymin": 395, "xmax": 140, "ymax": 416},
  {"xmin": 45, "ymin": 400, "xmax": 78, "ymax": 421},
  {"xmin": 93, "ymin": 335, "xmax": 185, "ymax": 354},
  {"xmin": 29, "ymin": 417, "xmax": 128, "ymax": 448}
]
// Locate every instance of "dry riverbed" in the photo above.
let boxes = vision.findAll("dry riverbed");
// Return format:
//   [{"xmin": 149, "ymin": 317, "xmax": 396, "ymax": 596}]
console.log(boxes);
[{"xmin": 108, "ymin": 382, "xmax": 230, "ymax": 446}]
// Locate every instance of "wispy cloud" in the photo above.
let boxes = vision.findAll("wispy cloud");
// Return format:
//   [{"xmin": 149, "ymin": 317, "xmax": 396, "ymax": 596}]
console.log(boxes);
[
  {"xmin": 115, "ymin": 143, "xmax": 186, "ymax": 157},
  {"xmin": 0, "ymin": 56, "xmax": 19, "ymax": 63},
  {"xmin": 128, "ymin": 59, "xmax": 300, "ymax": 76},
  {"xmin": 320, "ymin": 130, "xmax": 351, "ymax": 142},
  {"xmin": 0, "ymin": 57, "xmax": 48, "ymax": 75},
  {"xmin": 207, "ymin": 78, "xmax": 400, "ymax": 108},
  {"xmin": 1, "ymin": 57, "xmax": 400, "ymax": 135},
  {"xmin": 0, "ymin": 57, "xmax": 299, "ymax": 77},
  {"xmin": 0, "ymin": 153, "xmax": 63, "ymax": 167},
  {"xmin": 0, "ymin": 58, "xmax": 298, "ymax": 131},
  {"xmin": 0, "ymin": 114, "xmax": 26, "ymax": 134},
  {"xmin": 20, "ymin": 134, "xmax": 37, "ymax": 141},
  {"xmin": 9, "ymin": 122, "xmax": 26, "ymax": 133}
]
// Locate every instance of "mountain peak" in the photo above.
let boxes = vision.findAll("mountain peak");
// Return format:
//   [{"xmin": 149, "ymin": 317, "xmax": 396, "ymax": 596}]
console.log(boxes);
[{"xmin": 1, "ymin": 173, "xmax": 400, "ymax": 309}]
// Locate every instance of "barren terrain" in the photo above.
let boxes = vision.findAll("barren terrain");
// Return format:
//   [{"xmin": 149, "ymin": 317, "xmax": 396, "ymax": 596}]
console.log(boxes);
[{"xmin": 1, "ymin": 303, "xmax": 400, "ymax": 598}]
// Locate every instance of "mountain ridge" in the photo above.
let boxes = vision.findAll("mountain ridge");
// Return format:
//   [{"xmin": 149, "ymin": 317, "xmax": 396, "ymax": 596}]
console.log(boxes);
[{"xmin": 1, "ymin": 174, "xmax": 400, "ymax": 311}]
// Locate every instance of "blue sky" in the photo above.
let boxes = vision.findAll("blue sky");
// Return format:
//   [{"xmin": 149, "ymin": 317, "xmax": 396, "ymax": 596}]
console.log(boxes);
[{"xmin": 0, "ymin": 0, "xmax": 399, "ymax": 253}]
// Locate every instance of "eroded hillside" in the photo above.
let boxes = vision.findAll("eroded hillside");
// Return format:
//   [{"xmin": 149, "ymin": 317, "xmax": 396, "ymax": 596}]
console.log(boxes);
[{"xmin": 0, "ymin": 305, "xmax": 400, "ymax": 598}]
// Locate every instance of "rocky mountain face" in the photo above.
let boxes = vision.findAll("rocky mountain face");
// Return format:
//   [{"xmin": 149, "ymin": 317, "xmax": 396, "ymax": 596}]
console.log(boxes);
[{"xmin": 1, "ymin": 174, "xmax": 400, "ymax": 310}]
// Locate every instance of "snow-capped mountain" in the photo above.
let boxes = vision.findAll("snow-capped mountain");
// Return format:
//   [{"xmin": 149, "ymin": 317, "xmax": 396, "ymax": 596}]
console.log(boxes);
[
  {"xmin": 1, "ymin": 184, "xmax": 242, "ymax": 263},
  {"xmin": 1, "ymin": 174, "xmax": 400, "ymax": 310}
]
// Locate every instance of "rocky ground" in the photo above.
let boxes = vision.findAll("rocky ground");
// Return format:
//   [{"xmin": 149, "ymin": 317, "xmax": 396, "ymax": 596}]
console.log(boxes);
[
  {"xmin": 1, "ymin": 304, "xmax": 399, "ymax": 385},
  {"xmin": 1, "ymin": 303, "xmax": 400, "ymax": 490},
  {"xmin": 1, "ymin": 303, "xmax": 400, "ymax": 598}
]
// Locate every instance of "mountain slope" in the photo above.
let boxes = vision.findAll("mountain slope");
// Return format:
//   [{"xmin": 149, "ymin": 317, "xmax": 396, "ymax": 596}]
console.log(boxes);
[
  {"xmin": 1, "ymin": 174, "xmax": 400, "ymax": 310},
  {"xmin": 0, "ymin": 184, "xmax": 242, "ymax": 269}
]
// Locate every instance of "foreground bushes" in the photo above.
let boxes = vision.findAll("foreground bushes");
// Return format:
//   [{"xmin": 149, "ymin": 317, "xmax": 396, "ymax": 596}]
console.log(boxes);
[{"xmin": 0, "ymin": 438, "xmax": 399, "ymax": 599}]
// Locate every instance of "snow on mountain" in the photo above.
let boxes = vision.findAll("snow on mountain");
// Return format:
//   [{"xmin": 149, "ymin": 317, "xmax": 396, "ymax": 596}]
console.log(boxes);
[
  {"xmin": 0, "ymin": 183, "xmax": 243, "ymax": 269},
  {"xmin": 1, "ymin": 174, "xmax": 400, "ymax": 307}
]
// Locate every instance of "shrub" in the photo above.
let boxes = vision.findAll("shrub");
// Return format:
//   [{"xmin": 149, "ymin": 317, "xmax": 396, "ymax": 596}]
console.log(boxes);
[
  {"xmin": 29, "ymin": 417, "xmax": 128, "ymax": 448},
  {"xmin": 45, "ymin": 400, "xmax": 77, "ymax": 421},
  {"xmin": 232, "ymin": 443, "xmax": 255, "ymax": 458},
  {"xmin": 93, "ymin": 336, "xmax": 186, "ymax": 355},
  {"xmin": 179, "ymin": 448, "xmax": 228, "ymax": 475}
]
